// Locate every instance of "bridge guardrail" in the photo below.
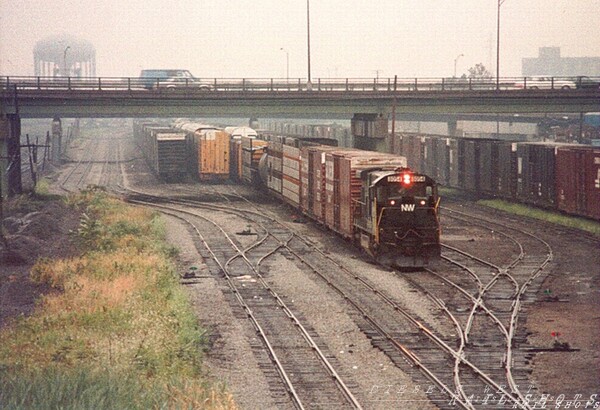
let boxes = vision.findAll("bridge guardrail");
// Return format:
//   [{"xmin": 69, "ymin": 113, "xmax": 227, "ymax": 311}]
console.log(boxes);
[{"xmin": 1, "ymin": 76, "xmax": 598, "ymax": 93}]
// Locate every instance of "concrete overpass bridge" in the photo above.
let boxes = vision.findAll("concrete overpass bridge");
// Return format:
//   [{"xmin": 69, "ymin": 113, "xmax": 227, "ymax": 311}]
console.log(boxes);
[
  {"xmin": 2, "ymin": 76, "xmax": 599, "ymax": 118},
  {"xmin": 1, "ymin": 75, "xmax": 599, "ymax": 196}
]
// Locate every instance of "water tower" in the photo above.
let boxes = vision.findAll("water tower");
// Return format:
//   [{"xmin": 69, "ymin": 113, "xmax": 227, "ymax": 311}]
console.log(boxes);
[{"xmin": 33, "ymin": 33, "xmax": 96, "ymax": 77}]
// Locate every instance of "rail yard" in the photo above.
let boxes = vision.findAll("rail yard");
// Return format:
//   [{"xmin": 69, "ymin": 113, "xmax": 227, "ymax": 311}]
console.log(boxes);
[{"xmin": 3, "ymin": 120, "xmax": 599, "ymax": 409}]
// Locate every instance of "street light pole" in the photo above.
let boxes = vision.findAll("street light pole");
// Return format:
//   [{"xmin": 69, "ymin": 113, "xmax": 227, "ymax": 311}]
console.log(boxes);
[
  {"xmin": 454, "ymin": 53, "xmax": 464, "ymax": 78},
  {"xmin": 280, "ymin": 48, "xmax": 289, "ymax": 82},
  {"xmin": 496, "ymin": 0, "xmax": 506, "ymax": 90},
  {"xmin": 306, "ymin": 0, "xmax": 312, "ymax": 90},
  {"xmin": 63, "ymin": 46, "xmax": 71, "ymax": 77}
]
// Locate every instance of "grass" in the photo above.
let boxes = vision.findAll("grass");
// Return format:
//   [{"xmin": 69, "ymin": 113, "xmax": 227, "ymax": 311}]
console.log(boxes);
[
  {"xmin": 437, "ymin": 187, "xmax": 600, "ymax": 236},
  {"xmin": 0, "ymin": 187, "xmax": 237, "ymax": 409},
  {"xmin": 478, "ymin": 199, "xmax": 600, "ymax": 236}
]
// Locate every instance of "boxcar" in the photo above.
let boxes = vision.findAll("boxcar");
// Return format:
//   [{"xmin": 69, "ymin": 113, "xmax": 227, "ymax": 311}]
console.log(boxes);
[
  {"xmin": 265, "ymin": 135, "xmax": 283, "ymax": 192},
  {"xmin": 304, "ymin": 145, "xmax": 341, "ymax": 222},
  {"xmin": 142, "ymin": 126, "xmax": 174, "ymax": 176},
  {"xmin": 154, "ymin": 132, "xmax": 188, "ymax": 181},
  {"xmin": 458, "ymin": 138, "xmax": 479, "ymax": 191},
  {"xmin": 399, "ymin": 134, "xmax": 425, "ymax": 173},
  {"xmin": 516, "ymin": 143, "xmax": 558, "ymax": 208},
  {"xmin": 556, "ymin": 146, "xmax": 600, "ymax": 220},
  {"xmin": 496, "ymin": 141, "xmax": 518, "ymax": 198},
  {"xmin": 447, "ymin": 137, "xmax": 460, "ymax": 187},
  {"xmin": 477, "ymin": 139, "xmax": 495, "ymax": 194},
  {"xmin": 393, "ymin": 132, "xmax": 599, "ymax": 221},
  {"xmin": 229, "ymin": 138, "xmax": 243, "ymax": 180},
  {"xmin": 192, "ymin": 129, "xmax": 230, "ymax": 181},
  {"xmin": 423, "ymin": 136, "xmax": 443, "ymax": 184}
]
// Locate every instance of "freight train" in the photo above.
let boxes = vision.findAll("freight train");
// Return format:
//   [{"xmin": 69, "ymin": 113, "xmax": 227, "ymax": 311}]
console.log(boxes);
[
  {"xmin": 252, "ymin": 135, "xmax": 441, "ymax": 267},
  {"xmin": 259, "ymin": 121, "xmax": 600, "ymax": 221},
  {"xmin": 133, "ymin": 119, "xmax": 600, "ymax": 223},
  {"xmin": 392, "ymin": 133, "xmax": 600, "ymax": 221},
  {"xmin": 132, "ymin": 120, "xmax": 442, "ymax": 267}
]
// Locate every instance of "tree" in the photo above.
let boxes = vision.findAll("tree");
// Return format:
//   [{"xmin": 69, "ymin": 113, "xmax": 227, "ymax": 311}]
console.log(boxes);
[{"xmin": 467, "ymin": 63, "xmax": 493, "ymax": 80}]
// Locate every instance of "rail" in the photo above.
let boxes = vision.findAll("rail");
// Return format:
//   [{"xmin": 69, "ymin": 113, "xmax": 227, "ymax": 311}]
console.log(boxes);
[{"xmin": 1, "ymin": 75, "xmax": 598, "ymax": 93}]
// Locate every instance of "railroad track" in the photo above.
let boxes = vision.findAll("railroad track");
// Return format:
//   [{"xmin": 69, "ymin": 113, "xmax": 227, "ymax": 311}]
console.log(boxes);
[
  {"xmin": 57, "ymin": 133, "xmax": 131, "ymax": 193},
  {"xmin": 47, "ymin": 125, "xmax": 596, "ymax": 408},
  {"xmin": 125, "ymin": 186, "xmax": 546, "ymax": 409},
  {"xmin": 392, "ymin": 205, "xmax": 555, "ymax": 408},
  {"xmin": 66, "ymin": 138, "xmax": 551, "ymax": 409},
  {"xmin": 97, "ymin": 136, "xmax": 121, "ymax": 188},
  {"xmin": 220, "ymin": 187, "xmax": 561, "ymax": 409},
  {"xmin": 85, "ymin": 135, "xmax": 553, "ymax": 409},
  {"xmin": 127, "ymin": 193, "xmax": 363, "ymax": 409}
]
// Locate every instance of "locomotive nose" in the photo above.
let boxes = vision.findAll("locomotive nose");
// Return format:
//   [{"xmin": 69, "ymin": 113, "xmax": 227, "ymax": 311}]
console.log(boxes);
[{"xmin": 394, "ymin": 229, "xmax": 423, "ymax": 256}]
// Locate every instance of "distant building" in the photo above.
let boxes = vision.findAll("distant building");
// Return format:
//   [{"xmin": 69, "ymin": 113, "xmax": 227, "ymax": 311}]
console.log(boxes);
[{"xmin": 522, "ymin": 47, "xmax": 600, "ymax": 76}]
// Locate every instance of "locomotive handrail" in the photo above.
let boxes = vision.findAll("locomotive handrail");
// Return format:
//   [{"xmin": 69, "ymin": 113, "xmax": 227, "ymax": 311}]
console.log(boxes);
[{"xmin": 1, "ymin": 75, "xmax": 598, "ymax": 93}]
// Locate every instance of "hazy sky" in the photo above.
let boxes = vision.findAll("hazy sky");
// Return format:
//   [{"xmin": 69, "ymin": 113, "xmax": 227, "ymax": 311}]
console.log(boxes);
[{"xmin": 1, "ymin": 0, "xmax": 599, "ymax": 79}]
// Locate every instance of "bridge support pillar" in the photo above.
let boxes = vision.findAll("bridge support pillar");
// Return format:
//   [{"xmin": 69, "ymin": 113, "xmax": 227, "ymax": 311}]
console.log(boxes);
[
  {"xmin": 51, "ymin": 117, "xmax": 62, "ymax": 164},
  {"xmin": 0, "ymin": 114, "xmax": 22, "ymax": 198},
  {"xmin": 351, "ymin": 113, "xmax": 389, "ymax": 152},
  {"xmin": 447, "ymin": 120, "xmax": 459, "ymax": 137},
  {"xmin": 249, "ymin": 117, "xmax": 259, "ymax": 129}
]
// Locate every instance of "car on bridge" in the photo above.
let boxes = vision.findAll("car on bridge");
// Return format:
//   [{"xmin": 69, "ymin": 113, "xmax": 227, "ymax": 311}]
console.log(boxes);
[
  {"xmin": 513, "ymin": 76, "xmax": 577, "ymax": 90},
  {"xmin": 139, "ymin": 69, "xmax": 211, "ymax": 90},
  {"xmin": 575, "ymin": 76, "xmax": 600, "ymax": 89}
]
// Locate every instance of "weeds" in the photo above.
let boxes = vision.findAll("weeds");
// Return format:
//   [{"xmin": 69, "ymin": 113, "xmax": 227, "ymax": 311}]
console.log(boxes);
[
  {"xmin": 0, "ymin": 367, "xmax": 175, "ymax": 409},
  {"xmin": 0, "ymin": 189, "xmax": 236, "ymax": 409}
]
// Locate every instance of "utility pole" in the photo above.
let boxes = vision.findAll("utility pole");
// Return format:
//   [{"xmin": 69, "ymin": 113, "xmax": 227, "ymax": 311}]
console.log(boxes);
[
  {"xmin": 391, "ymin": 75, "xmax": 397, "ymax": 154},
  {"xmin": 496, "ymin": 0, "xmax": 507, "ymax": 90},
  {"xmin": 306, "ymin": 0, "xmax": 312, "ymax": 90}
]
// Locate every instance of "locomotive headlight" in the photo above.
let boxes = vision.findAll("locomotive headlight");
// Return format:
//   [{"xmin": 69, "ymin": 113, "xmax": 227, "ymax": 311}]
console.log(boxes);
[
  {"xmin": 390, "ymin": 200, "xmax": 396, "ymax": 205},
  {"xmin": 401, "ymin": 173, "xmax": 412, "ymax": 185},
  {"xmin": 420, "ymin": 200, "xmax": 426, "ymax": 206}
]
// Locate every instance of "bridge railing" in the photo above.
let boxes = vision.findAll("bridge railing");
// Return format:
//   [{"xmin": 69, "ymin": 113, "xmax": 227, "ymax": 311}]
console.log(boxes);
[{"xmin": 1, "ymin": 76, "xmax": 598, "ymax": 92}]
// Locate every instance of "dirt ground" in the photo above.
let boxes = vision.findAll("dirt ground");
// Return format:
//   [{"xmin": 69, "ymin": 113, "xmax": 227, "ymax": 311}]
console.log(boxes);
[
  {"xmin": 0, "ymin": 198, "xmax": 81, "ymax": 329},
  {"xmin": 524, "ymin": 227, "xmax": 600, "ymax": 404}
]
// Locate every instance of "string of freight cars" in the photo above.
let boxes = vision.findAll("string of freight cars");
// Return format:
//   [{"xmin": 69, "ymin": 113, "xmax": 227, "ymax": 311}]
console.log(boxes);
[{"xmin": 133, "ymin": 120, "xmax": 442, "ymax": 268}]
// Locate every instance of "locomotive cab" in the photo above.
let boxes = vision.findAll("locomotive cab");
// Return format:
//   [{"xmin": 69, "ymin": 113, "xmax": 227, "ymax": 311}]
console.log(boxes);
[{"xmin": 355, "ymin": 168, "xmax": 441, "ymax": 268}]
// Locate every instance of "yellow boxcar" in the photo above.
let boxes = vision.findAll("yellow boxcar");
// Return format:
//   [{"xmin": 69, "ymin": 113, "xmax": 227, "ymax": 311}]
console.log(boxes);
[{"xmin": 195, "ymin": 129, "xmax": 230, "ymax": 180}]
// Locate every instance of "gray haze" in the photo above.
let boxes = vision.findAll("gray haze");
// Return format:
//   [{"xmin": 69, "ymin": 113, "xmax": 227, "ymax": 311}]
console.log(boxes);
[{"xmin": 1, "ymin": 0, "xmax": 599, "ymax": 79}]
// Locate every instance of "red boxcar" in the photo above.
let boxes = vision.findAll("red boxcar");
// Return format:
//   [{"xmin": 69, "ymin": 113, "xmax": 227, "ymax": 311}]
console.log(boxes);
[
  {"xmin": 305, "ymin": 145, "xmax": 340, "ymax": 223},
  {"xmin": 555, "ymin": 146, "xmax": 600, "ymax": 220}
]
